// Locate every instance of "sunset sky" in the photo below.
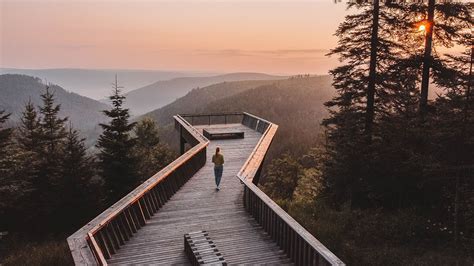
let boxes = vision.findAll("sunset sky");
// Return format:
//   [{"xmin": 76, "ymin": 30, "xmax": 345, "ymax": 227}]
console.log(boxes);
[{"xmin": 0, "ymin": 0, "xmax": 354, "ymax": 74}]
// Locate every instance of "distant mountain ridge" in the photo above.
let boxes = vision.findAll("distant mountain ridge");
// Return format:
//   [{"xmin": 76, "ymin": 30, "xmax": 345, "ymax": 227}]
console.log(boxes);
[
  {"xmin": 0, "ymin": 68, "xmax": 216, "ymax": 100},
  {"xmin": 0, "ymin": 74, "xmax": 108, "ymax": 144},
  {"xmin": 123, "ymin": 72, "xmax": 287, "ymax": 115}
]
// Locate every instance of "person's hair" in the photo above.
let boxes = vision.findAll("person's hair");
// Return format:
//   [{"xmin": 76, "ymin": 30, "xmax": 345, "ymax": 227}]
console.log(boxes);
[{"xmin": 216, "ymin": 147, "xmax": 220, "ymax": 155}]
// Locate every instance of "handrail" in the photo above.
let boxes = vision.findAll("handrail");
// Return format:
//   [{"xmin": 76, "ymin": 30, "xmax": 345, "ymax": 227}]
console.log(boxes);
[
  {"xmin": 237, "ymin": 114, "xmax": 345, "ymax": 266},
  {"xmin": 67, "ymin": 115, "xmax": 209, "ymax": 265},
  {"xmin": 180, "ymin": 112, "xmax": 243, "ymax": 117},
  {"xmin": 68, "ymin": 112, "xmax": 344, "ymax": 266},
  {"xmin": 180, "ymin": 112, "xmax": 244, "ymax": 126}
]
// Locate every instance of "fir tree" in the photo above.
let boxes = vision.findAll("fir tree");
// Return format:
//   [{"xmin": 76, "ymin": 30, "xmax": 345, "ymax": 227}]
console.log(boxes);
[
  {"xmin": 365, "ymin": 0, "xmax": 380, "ymax": 140},
  {"xmin": 325, "ymin": 1, "xmax": 401, "ymax": 140},
  {"xmin": 323, "ymin": 0, "xmax": 472, "ymax": 209},
  {"xmin": 15, "ymin": 100, "xmax": 42, "ymax": 193},
  {"xmin": 97, "ymin": 76, "xmax": 139, "ymax": 202},
  {"xmin": 430, "ymin": 45, "xmax": 474, "ymax": 245},
  {"xmin": 62, "ymin": 126, "xmax": 94, "ymax": 189},
  {"xmin": 324, "ymin": 1, "xmax": 402, "ymax": 206},
  {"xmin": 0, "ymin": 110, "xmax": 13, "ymax": 187},
  {"xmin": 39, "ymin": 87, "xmax": 68, "ymax": 157},
  {"xmin": 23, "ymin": 87, "xmax": 68, "ymax": 231},
  {"xmin": 262, "ymin": 154, "xmax": 302, "ymax": 202},
  {"xmin": 0, "ymin": 110, "xmax": 20, "ymax": 230},
  {"xmin": 419, "ymin": 0, "xmax": 435, "ymax": 115},
  {"xmin": 0, "ymin": 110, "xmax": 13, "ymax": 175},
  {"xmin": 400, "ymin": 1, "xmax": 473, "ymax": 115},
  {"xmin": 135, "ymin": 117, "xmax": 160, "ymax": 148},
  {"xmin": 0, "ymin": 110, "xmax": 12, "ymax": 152},
  {"xmin": 37, "ymin": 87, "xmax": 68, "ymax": 190},
  {"xmin": 17, "ymin": 100, "xmax": 42, "ymax": 152},
  {"xmin": 60, "ymin": 125, "xmax": 97, "ymax": 228},
  {"xmin": 13, "ymin": 100, "xmax": 42, "ymax": 197},
  {"xmin": 133, "ymin": 118, "xmax": 175, "ymax": 180}
]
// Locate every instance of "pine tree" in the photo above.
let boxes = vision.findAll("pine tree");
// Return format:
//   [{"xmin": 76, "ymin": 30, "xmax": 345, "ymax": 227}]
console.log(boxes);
[
  {"xmin": 0, "ymin": 110, "xmax": 18, "ymax": 230},
  {"xmin": 15, "ymin": 100, "xmax": 42, "ymax": 193},
  {"xmin": 21, "ymin": 87, "xmax": 68, "ymax": 231},
  {"xmin": 430, "ymin": 44, "xmax": 474, "ymax": 246},
  {"xmin": 135, "ymin": 117, "xmax": 160, "ymax": 148},
  {"xmin": 39, "ymin": 87, "xmax": 67, "ymax": 156},
  {"xmin": 133, "ymin": 118, "xmax": 175, "ymax": 180},
  {"xmin": 37, "ymin": 87, "xmax": 68, "ymax": 190},
  {"xmin": 14, "ymin": 100, "xmax": 42, "ymax": 193},
  {"xmin": 262, "ymin": 154, "xmax": 302, "ymax": 202},
  {"xmin": 97, "ymin": 76, "xmax": 139, "ymax": 202},
  {"xmin": 6, "ymin": 101, "xmax": 43, "ymax": 230},
  {"xmin": 401, "ymin": 1, "xmax": 473, "ymax": 115},
  {"xmin": 0, "ymin": 110, "xmax": 12, "ymax": 152},
  {"xmin": 0, "ymin": 109, "xmax": 13, "ymax": 188},
  {"xmin": 62, "ymin": 126, "xmax": 94, "ymax": 190},
  {"xmin": 323, "ymin": 0, "xmax": 472, "ymax": 209},
  {"xmin": 365, "ymin": 0, "xmax": 380, "ymax": 141},
  {"xmin": 60, "ymin": 125, "xmax": 97, "ymax": 228},
  {"xmin": 419, "ymin": 0, "xmax": 436, "ymax": 115},
  {"xmin": 17, "ymin": 100, "xmax": 42, "ymax": 153},
  {"xmin": 324, "ymin": 1, "xmax": 402, "ymax": 206},
  {"xmin": 0, "ymin": 110, "xmax": 13, "ymax": 174},
  {"xmin": 0, "ymin": 109, "xmax": 18, "ymax": 186},
  {"xmin": 326, "ymin": 1, "xmax": 401, "ymax": 140}
]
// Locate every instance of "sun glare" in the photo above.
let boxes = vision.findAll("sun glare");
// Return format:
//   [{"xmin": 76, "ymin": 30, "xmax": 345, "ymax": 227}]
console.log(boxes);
[{"xmin": 418, "ymin": 24, "xmax": 426, "ymax": 32}]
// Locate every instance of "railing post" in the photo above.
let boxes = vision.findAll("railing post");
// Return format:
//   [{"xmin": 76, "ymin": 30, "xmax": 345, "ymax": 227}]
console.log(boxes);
[
  {"xmin": 180, "ymin": 135, "xmax": 186, "ymax": 155},
  {"xmin": 96, "ymin": 231, "xmax": 112, "ymax": 259},
  {"xmin": 179, "ymin": 125, "xmax": 186, "ymax": 155}
]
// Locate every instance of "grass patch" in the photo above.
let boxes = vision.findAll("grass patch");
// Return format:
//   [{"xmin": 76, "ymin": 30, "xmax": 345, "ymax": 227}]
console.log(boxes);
[{"xmin": 1, "ymin": 237, "xmax": 73, "ymax": 266}]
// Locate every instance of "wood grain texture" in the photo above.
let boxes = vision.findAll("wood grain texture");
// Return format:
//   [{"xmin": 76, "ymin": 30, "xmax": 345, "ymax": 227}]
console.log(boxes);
[
  {"xmin": 68, "ymin": 113, "xmax": 344, "ymax": 266},
  {"xmin": 68, "ymin": 116, "xmax": 208, "ymax": 265},
  {"xmin": 107, "ymin": 124, "xmax": 292, "ymax": 265}
]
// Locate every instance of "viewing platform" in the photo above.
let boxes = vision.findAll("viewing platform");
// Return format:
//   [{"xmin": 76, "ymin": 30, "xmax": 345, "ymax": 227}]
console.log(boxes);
[{"xmin": 67, "ymin": 113, "xmax": 344, "ymax": 265}]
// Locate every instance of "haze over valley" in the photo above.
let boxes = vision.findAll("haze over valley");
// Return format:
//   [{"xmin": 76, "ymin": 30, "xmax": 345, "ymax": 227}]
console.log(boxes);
[
  {"xmin": 0, "ymin": 72, "xmax": 330, "ymax": 147},
  {"xmin": 0, "ymin": 68, "xmax": 218, "ymax": 100}
]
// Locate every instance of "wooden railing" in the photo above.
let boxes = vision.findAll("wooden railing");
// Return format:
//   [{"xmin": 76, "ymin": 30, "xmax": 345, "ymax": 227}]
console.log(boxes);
[
  {"xmin": 180, "ymin": 112, "xmax": 244, "ymax": 126},
  {"xmin": 67, "ymin": 115, "xmax": 208, "ymax": 265},
  {"xmin": 68, "ymin": 112, "xmax": 344, "ymax": 265},
  {"xmin": 238, "ymin": 115, "xmax": 345, "ymax": 266},
  {"xmin": 179, "ymin": 112, "xmax": 270, "ymax": 134}
]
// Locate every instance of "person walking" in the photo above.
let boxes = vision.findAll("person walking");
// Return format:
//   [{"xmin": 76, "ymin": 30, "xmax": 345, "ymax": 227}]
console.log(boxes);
[{"xmin": 212, "ymin": 147, "xmax": 224, "ymax": 190}]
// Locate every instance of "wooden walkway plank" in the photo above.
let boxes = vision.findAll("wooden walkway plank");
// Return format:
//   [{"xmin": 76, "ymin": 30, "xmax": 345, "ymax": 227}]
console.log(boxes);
[{"xmin": 108, "ymin": 124, "xmax": 292, "ymax": 265}]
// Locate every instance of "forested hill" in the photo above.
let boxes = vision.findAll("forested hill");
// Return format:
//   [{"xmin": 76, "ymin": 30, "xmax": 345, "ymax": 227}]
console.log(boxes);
[
  {"xmin": 124, "ymin": 73, "xmax": 286, "ymax": 115},
  {"xmin": 0, "ymin": 74, "xmax": 108, "ymax": 142},
  {"xmin": 143, "ymin": 79, "xmax": 281, "ymax": 124},
  {"xmin": 144, "ymin": 75, "xmax": 334, "ymax": 158},
  {"xmin": 196, "ymin": 75, "xmax": 334, "ymax": 157}
]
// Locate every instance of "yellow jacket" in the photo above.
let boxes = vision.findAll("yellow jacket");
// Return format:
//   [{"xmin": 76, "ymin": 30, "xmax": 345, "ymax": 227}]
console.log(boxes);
[{"xmin": 212, "ymin": 153, "xmax": 224, "ymax": 166}]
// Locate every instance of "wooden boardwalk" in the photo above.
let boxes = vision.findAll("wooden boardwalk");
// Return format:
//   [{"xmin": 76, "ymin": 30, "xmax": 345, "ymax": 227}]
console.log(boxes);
[{"xmin": 108, "ymin": 124, "xmax": 292, "ymax": 265}]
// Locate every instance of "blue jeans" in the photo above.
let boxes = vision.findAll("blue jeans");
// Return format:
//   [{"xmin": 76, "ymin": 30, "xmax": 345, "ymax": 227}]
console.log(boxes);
[{"xmin": 214, "ymin": 165, "xmax": 223, "ymax": 187}]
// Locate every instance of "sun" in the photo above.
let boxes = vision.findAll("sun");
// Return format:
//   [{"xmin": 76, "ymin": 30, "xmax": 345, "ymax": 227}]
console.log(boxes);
[{"xmin": 418, "ymin": 24, "xmax": 426, "ymax": 32}]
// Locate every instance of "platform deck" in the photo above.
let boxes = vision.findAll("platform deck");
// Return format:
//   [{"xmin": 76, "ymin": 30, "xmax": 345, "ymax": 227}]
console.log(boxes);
[{"xmin": 108, "ymin": 124, "xmax": 292, "ymax": 265}]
